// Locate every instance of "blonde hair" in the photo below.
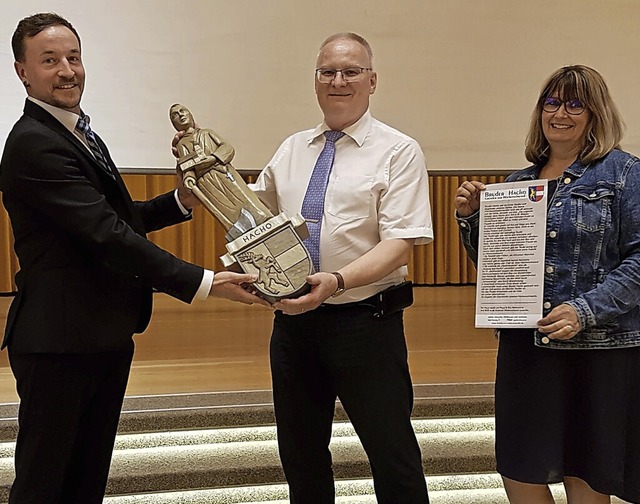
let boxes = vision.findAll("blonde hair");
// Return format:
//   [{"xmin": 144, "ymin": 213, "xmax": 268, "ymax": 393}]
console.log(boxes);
[{"xmin": 525, "ymin": 65, "xmax": 625, "ymax": 165}]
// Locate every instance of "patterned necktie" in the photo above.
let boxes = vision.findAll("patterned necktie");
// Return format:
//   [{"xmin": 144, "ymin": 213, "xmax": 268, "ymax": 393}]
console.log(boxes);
[
  {"xmin": 301, "ymin": 130, "xmax": 345, "ymax": 272},
  {"xmin": 75, "ymin": 115, "xmax": 115, "ymax": 179}
]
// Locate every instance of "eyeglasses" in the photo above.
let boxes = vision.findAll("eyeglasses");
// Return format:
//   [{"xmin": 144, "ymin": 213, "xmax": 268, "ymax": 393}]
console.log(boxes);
[
  {"xmin": 315, "ymin": 67, "xmax": 371, "ymax": 83},
  {"xmin": 542, "ymin": 97, "xmax": 586, "ymax": 115}
]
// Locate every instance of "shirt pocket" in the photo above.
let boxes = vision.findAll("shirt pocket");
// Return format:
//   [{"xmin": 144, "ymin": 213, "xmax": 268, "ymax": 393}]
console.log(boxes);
[
  {"xmin": 326, "ymin": 174, "xmax": 375, "ymax": 221},
  {"xmin": 569, "ymin": 184, "xmax": 614, "ymax": 232}
]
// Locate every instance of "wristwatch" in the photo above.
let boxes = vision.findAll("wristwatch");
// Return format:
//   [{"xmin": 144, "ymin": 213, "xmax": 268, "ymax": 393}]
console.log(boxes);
[{"xmin": 331, "ymin": 272, "xmax": 346, "ymax": 298}]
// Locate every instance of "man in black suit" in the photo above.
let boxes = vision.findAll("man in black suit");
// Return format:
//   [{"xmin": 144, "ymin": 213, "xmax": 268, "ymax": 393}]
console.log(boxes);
[{"xmin": 0, "ymin": 13, "xmax": 266, "ymax": 504}]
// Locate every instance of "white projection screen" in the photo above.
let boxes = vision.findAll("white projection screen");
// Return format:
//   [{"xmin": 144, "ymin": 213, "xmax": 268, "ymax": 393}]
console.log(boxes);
[{"xmin": 0, "ymin": 0, "xmax": 638, "ymax": 172}]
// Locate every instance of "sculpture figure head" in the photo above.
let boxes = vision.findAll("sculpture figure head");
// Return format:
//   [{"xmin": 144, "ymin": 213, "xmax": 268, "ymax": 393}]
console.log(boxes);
[{"xmin": 169, "ymin": 103, "xmax": 195, "ymax": 132}]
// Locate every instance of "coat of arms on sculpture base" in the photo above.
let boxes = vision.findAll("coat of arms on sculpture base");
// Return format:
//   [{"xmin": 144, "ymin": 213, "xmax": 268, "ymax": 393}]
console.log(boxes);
[{"xmin": 221, "ymin": 213, "xmax": 312, "ymax": 304}]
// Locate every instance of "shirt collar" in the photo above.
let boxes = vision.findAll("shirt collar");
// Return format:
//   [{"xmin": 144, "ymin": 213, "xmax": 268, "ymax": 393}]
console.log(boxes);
[
  {"xmin": 28, "ymin": 96, "xmax": 82, "ymax": 134},
  {"xmin": 306, "ymin": 109, "xmax": 372, "ymax": 147}
]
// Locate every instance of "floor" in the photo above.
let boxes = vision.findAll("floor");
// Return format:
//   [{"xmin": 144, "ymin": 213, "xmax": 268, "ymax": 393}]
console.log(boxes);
[{"xmin": 0, "ymin": 285, "xmax": 498, "ymax": 402}]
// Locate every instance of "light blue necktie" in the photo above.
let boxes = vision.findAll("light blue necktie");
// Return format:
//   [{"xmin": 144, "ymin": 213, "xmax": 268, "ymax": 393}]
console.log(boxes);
[
  {"xmin": 75, "ymin": 115, "xmax": 115, "ymax": 180},
  {"xmin": 301, "ymin": 130, "xmax": 345, "ymax": 272}
]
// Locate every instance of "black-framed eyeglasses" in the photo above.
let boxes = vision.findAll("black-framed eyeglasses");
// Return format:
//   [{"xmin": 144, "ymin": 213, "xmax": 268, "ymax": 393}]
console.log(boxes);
[
  {"xmin": 542, "ymin": 97, "xmax": 586, "ymax": 115},
  {"xmin": 315, "ymin": 67, "xmax": 371, "ymax": 83}
]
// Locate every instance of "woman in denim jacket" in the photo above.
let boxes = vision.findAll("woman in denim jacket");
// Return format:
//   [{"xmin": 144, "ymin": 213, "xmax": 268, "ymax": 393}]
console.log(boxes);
[{"xmin": 456, "ymin": 65, "xmax": 640, "ymax": 504}]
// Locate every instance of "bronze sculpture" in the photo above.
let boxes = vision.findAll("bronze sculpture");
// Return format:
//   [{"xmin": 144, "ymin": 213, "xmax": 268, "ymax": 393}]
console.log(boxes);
[
  {"xmin": 169, "ymin": 104, "xmax": 311, "ymax": 302},
  {"xmin": 170, "ymin": 104, "xmax": 272, "ymax": 240}
]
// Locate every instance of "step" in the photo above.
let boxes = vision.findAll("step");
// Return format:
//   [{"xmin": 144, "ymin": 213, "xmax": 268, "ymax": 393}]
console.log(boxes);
[
  {"xmin": 0, "ymin": 384, "xmax": 630, "ymax": 504},
  {"xmin": 0, "ymin": 382, "xmax": 495, "ymax": 441},
  {"xmin": 101, "ymin": 475, "xmax": 631, "ymax": 504},
  {"xmin": 0, "ymin": 417, "xmax": 495, "ymax": 500}
]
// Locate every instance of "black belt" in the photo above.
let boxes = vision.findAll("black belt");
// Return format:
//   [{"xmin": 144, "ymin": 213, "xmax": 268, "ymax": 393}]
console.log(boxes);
[{"xmin": 319, "ymin": 281, "xmax": 414, "ymax": 318}]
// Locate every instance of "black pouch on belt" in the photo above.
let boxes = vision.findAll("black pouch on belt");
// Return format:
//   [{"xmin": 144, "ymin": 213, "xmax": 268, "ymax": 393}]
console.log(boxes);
[{"xmin": 373, "ymin": 281, "xmax": 414, "ymax": 318}]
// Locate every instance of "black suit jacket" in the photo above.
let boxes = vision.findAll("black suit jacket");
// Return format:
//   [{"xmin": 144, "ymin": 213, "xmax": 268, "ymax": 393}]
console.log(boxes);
[{"xmin": 0, "ymin": 100, "xmax": 204, "ymax": 353}]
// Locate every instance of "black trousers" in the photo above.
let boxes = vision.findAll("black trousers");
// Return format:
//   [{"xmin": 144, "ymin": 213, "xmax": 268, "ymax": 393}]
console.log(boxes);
[
  {"xmin": 8, "ymin": 342, "xmax": 134, "ymax": 504},
  {"xmin": 270, "ymin": 305, "xmax": 429, "ymax": 504}
]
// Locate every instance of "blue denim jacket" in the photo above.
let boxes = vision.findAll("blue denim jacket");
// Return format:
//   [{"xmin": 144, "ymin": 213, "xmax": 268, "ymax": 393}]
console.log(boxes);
[{"xmin": 458, "ymin": 149, "xmax": 640, "ymax": 349}]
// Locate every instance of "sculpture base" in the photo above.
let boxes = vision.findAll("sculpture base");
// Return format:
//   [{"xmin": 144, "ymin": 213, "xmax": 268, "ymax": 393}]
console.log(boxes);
[{"xmin": 221, "ymin": 213, "xmax": 313, "ymax": 303}]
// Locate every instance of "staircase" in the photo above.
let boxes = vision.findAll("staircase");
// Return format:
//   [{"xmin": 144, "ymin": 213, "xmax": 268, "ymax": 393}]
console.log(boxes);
[{"xmin": 0, "ymin": 383, "xmax": 629, "ymax": 503}]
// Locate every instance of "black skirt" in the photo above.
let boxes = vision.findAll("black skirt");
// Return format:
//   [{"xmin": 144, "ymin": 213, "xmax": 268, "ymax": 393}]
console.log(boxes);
[{"xmin": 495, "ymin": 329, "xmax": 640, "ymax": 503}]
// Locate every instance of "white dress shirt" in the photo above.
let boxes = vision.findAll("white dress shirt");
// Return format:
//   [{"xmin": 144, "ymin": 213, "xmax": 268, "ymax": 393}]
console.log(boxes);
[{"xmin": 251, "ymin": 110, "xmax": 433, "ymax": 303}]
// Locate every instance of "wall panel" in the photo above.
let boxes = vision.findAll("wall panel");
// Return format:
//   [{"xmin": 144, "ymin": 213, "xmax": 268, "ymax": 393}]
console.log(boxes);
[{"xmin": 0, "ymin": 173, "xmax": 508, "ymax": 293}]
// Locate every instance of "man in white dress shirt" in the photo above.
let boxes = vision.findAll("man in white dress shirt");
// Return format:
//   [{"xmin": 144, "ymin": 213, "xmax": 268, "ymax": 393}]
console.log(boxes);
[{"xmin": 251, "ymin": 32, "xmax": 433, "ymax": 503}]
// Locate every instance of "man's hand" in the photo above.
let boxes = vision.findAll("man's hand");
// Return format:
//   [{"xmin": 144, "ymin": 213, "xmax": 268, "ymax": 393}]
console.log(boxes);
[
  {"xmin": 172, "ymin": 129, "xmax": 201, "ymax": 209},
  {"xmin": 210, "ymin": 271, "xmax": 271, "ymax": 307},
  {"xmin": 273, "ymin": 272, "xmax": 338, "ymax": 315},
  {"xmin": 176, "ymin": 168, "xmax": 201, "ymax": 210},
  {"xmin": 171, "ymin": 130, "xmax": 187, "ymax": 159}
]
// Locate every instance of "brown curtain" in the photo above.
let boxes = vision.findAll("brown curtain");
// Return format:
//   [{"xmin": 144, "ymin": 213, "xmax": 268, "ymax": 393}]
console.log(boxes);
[
  {"xmin": 409, "ymin": 174, "xmax": 506, "ymax": 285},
  {"xmin": 0, "ymin": 173, "xmax": 504, "ymax": 293}
]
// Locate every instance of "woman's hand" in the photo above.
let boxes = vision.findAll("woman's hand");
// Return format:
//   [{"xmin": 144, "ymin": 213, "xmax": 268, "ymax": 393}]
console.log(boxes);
[
  {"xmin": 455, "ymin": 180, "xmax": 486, "ymax": 217},
  {"xmin": 537, "ymin": 303, "xmax": 581, "ymax": 340}
]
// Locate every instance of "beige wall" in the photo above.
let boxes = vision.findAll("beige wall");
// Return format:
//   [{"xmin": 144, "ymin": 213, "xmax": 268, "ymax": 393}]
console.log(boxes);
[{"xmin": 1, "ymin": 0, "xmax": 638, "ymax": 173}]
